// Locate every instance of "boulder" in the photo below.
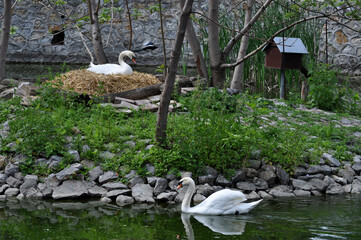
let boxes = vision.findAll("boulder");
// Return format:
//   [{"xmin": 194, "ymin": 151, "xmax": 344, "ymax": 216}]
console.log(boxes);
[
  {"xmin": 326, "ymin": 183, "xmax": 345, "ymax": 195},
  {"xmin": 0, "ymin": 184, "xmax": 9, "ymax": 194},
  {"xmin": 322, "ymin": 153, "xmax": 341, "ymax": 167},
  {"xmin": 236, "ymin": 182, "xmax": 256, "ymax": 192},
  {"xmin": 215, "ymin": 175, "xmax": 231, "ymax": 187},
  {"xmin": 55, "ymin": 163, "xmax": 83, "ymax": 181},
  {"xmin": 258, "ymin": 190, "xmax": 273, "ymax": 199},
  {"xmin": 98, "ymin": 171, "xmax": 118, "ymax": 184},
  {"xmin": 253, "ymin": 177, "xmax": 268, "ymax": 190},
  {"xmin": 25, "ymin": 188, "xmax": 43, "ymax": 199},
  {"xmin": 198, "ymin": 175, "xmax": 216, "ymax": 185},
  {"xmin": 276, "ymin": 166, "xmax": 290, "ymax": 185},
  {"xmin": 116, "ymin": 195, "xmax": 134, "ymax": 206},
  {"xmin": 88, "ymin": 166, "xmax": 104, "ymax": 182},
  {"xmin": 244, "ymin": 168, "xmax": 258, "ymax": 178},
  {"xmin": 52, "ymin": 180, "xmax": 88, "ymax": 199},
  {"xmin": 4, "ymin": 163, "xmax": 19, "ymax": 176},
  {"xmin": 258, "ymin": 170, "xmax": 276, "ymax": 187},
  {"xmin": 156, "ymin": 191, "xmax": 177, "ymax": 202},
  {"xmin": 196, "ymin": 184, "xmax": 215, "ymax": 197},
  {"xmin": 102, "ymin": 182, "xmax": 128, "ymax": 190},
  {"xmin": 131, "ymin": 184, "xmax": 155, "ymax": 203},
  {"xmin": 128, "ymin": 177, "xmax": 145, "ymax": 188},
  {"xmin": 20, "ymin": 176, "xmax": 38, "ymax": 196},
  {"xmin": 292, "ymin": 179, "xmax": 311, "ymax": 191},
  {"xmin": 193, "ymin": 193, "xmax": 206, "ymax": 203},
  {"xmin": 351, "ymin": 163, "xmax": 361, "ymax": 175},
  {"xmin": 293, "ymin": 189, "xmax": 311, "ymax": 197},
  {"xmin": 231, "ymin": 170, "xmax": 246, "ymax": 184},
  {"xmin": 6, "ymin": 176, "xmax": 22, "ymax": 188},
  {"xmin": 4, "ymin": 187, "xmax": 19, "ymax": 197},
  {"xmin": 88, "ymin": 185, "xmax": 107, "ymax": 197},
  {"xmin": 0, "ymin": 173, "xmax": 7, "ymax": 185},
  {"xmin": 154, "ymin": 178, "xmax": 168, "ymax": 196},
  {"xmin": 246, "ymin": 191, "xmax": 261, "ymax": 200},
  {"xmin": 308, "ymin": 178, "xmax": 328, "ymax": 192},
  {"xmin": 146, "ymin": 176, "xmax": 159, "ymax": 187},
  {"xmin": 337, "ymin": 168, "xmax": 355, "ymax": 184},
  {"xmin": 145, "ymin": 163, "xmax": 156, "ymax": 176},
  {"xmin": 269, "ymin": 185, "xmax": 295, "ymax": 197},
  {"xmin": 351, "ymin": 178, "xmax": 361, "ymax": 194},
  {"xmin": 306, "ymin": 165, "xmax": 323, "ymax": 175},
  {"xmin": 106, "ymin": 189, "xmax": 132, "ymax": 199},
  {"xmin": 294, "ymin": 167, "xmax": 306, "ymax": 178}
]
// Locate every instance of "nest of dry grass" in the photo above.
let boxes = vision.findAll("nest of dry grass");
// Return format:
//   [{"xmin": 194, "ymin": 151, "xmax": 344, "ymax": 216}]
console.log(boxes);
[{"xmin": 49, "ymin": 70, "xmax": 161, "ymax": 96}]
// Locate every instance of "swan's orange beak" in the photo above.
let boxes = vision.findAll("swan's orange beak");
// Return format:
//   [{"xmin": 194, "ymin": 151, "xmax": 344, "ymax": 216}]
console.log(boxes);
[
  {"xmin": 177, "ymin": 183, "xmax": 182, "ymax": 189},
  {"xmin": 132, "ymin": 58, "xmax": 136, "ymax": 64}
]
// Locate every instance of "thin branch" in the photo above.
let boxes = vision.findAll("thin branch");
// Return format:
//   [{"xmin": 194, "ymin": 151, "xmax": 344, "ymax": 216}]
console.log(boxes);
[
  {"xmin": 76, "ymin": 25, "xmax": 94, "ymax": 63},
  {"xmin": 220, "ymin": 15, "xmax": 326, "ymax": 69},
  {"xmin": 125, "ymin": 0, "xmax": 133, "ymax": 49},
  {"xmin": 105, "ymin": 0, "xmax": 114, "ymax": 47}
]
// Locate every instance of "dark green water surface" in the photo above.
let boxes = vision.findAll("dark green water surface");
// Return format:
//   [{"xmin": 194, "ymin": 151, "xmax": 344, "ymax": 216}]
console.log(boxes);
[{"xmin": 0, "ymin": 195, "xmax": 360, "ymax": 240}]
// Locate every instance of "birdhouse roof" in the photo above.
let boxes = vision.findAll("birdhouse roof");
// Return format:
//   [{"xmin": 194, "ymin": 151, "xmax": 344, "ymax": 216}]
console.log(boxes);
[{"xmin": 263, "ymin": 37, "xmax": 309, "ymax": 54}]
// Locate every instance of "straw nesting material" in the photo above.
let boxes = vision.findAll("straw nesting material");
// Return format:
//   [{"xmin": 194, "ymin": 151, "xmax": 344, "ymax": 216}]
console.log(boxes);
[{"xmin": 49, "ymin": 69, "xmax": 161, "ymax": 96}]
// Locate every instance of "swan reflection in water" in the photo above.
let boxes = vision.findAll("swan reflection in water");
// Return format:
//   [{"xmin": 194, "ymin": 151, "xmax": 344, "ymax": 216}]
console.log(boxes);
[{"xmin": 181, "ymin": 213, "xmax": 246, "ymax": 239}]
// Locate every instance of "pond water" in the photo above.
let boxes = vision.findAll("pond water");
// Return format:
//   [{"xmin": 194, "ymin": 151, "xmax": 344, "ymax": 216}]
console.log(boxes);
[{"xmin": 1, "ymin": 195, "xmax": 360, "ymax": 239}]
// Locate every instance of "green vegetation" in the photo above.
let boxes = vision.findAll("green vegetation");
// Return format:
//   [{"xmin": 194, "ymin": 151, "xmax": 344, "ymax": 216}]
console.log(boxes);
[{"xmin": 1, "ymin": 66, "xmax": 360, "ymax": 178}]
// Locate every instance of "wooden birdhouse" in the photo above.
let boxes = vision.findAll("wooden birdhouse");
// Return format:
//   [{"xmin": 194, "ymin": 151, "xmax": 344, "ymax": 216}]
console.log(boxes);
[{"xmin": 262, "ymin": 37, "xmax": 308, "ymax": 70}]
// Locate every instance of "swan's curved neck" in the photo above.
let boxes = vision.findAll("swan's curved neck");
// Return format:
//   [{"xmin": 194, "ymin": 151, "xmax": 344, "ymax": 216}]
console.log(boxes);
[
  {"xmin": 118, "ymin": 53, "xmax": 126, "ymax": 65},
  {"xmin": 182, "ymin": 181, "xmax": 195, "ymax": 212}
]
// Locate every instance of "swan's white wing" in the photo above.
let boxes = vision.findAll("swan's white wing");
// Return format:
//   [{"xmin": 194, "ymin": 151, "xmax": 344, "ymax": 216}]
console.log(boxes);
[
  {"xmin": 87, "ymin": 63, "xmax": 132, "ymax": 75},
  {"xmin": 190, "ymin": 189, "xmax": 247, "ymax": 215}
]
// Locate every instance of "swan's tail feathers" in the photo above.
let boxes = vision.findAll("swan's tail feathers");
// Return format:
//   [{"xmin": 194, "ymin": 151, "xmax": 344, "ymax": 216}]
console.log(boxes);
[
  {"xmin": 236, "ymin": 199, "xmax": 263, "ymax": 215},
  {"xmin": 89, "ymin": 62, "xmax": 96, "ymax": 68},
  {"xmin": 246, "ymin": 199, "xmax": 263, "ymax": 212}
]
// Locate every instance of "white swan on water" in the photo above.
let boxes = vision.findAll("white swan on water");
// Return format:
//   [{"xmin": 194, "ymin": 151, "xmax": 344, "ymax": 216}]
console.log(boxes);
[
  {"xmin": 177, "ymin": 177, "xmax": 262, "ymax": 215},
  {"xmin": 86, "ymin": 50, "xmax": 136, "ymax": 75}
]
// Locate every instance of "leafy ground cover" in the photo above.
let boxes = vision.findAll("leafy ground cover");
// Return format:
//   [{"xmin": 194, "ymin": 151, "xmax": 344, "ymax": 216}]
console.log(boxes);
[{"xmin": 0, "ymin": 69, "xmax": 360, "ymax": 179}]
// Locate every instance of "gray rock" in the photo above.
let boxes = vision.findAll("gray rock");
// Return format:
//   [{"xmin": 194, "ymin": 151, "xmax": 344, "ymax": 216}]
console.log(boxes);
[
  {"xmin": 25, "ymin": 188, "xmax": 43, "ymax": 199},
  {"xmin": 308, "ymin": 178, "xmax": 328, "ymax": 192},
  {"xmin": 0, "ymin": 195, "xmax": 6, "ymax": 201},
  {"xmin": 326, "ymin": 183, "xmax": 345, "ymax": 195},
  {"xmin": 351, "ymin": 163, "xmax": 361, "ymax": 174},
  {"xmin": 298, "ymin": 174, "xmax": 325, "ymax": 181},
  {"xmin": 38, "ymin": 183, "xmax": 52, "ymax": 197},
  {"xmin": 124, "ymin": 141, "xmax": 136, "ymax": 148},
  {"xmin": 258, "ymin": 190, "xmax": 273, "ymax": 199},
  {"xmin": 156, "ymin": 191, "xmax": 177, "ymax": 201},
  {"xmin": 215, "ymin": 175, "xmax": 231, "ymax": 187},
  {"xmin": 82, "ymin": 144, "xmax": 91, "ymax": 153},
  {"xmin": 0, "ymin": 184, "xmax": 9, "ymax": 194},
  {"xmin": 293, "ymin": 189, "xmax": 311, "ymax": 197},
  {"xmin": 247, "ymin": 160, "xmax": 261, "ymax": 169},
  {"xmin": 4, "ymin": 187, "xmax": 19, "ymax": 197},
  {"xmin": 269, "ymin": 185, "xmax": 295, "ymax": 197},
  {"xmin": 321, "ymin": 165, "xmax": 332, "ymax": 175},
  {"xmin": 98, "ymin": 171, "xmax": 118, "ymax": 184},
  {"xmin": 128, "ymin": 177, "xmax": 145, "ymax": 188},
  {"xmin": 246, "ymin": 191, "xmax": 261, "ymax": 200},
  {"xmin": 202, "ymin": 166, "xmax": 218, "ymax": 176},
  {"xmin": 44, "ymin": 174, "xmax": 60, "ymax": 188},
  {"xmin": 337, "ymin": 168, "xmax": 355, "ymax": 184},
  {"xmin": 292, "ymin": 179, "xmax": 311, "ymax": 190},
  {"xmin": 322, "ymin": 153, "xmax": 341, "ymax": 167},
  {"xmin": 306, "ymin": 165, "xmax": 323, "ymax": 175},
  {"xmin": 343, "ymin": 184, "xmax": 352, "ymax": 193},
  {"xmin": 154, "ymin": 178, "xmax": 168, "ymax": 196},
  {"xmin": 52, "ymin": 180, "xmax": 88, "ymax": 199},
  {"xmin": 20, "ymin": 177, "xmax": 38, "ymax": 196},
  {"xmin": 106, "ymin": 189, "xmax": 132, "ymax": 199},
  {"xmin": 231, "ymin": 170, "xmax": 246, "ymax": 184},
  {"xmin": 147, "ymin": 176, "xmax": 158, "ymax": 187},
  {"xmin": 131, "ymin": 184, "xmax": 155, "ymax": 203},
  {"xmin": 16, "ymin": 193, "xmax": 24, "ymax": 200},
  {"xmin": 88, "ymin": 186, "xmax": 107, "ymax": 197},
  {"xmin": 294, "ymin": 167, "xmax": 306, "ymax": 178},
  {"xmin": 244, "ymin": 168, "xmax": 258, "ymax": 178},
  {"xmin": 323, "ymin": 175, "xmax": 336, "ymax": 185},
  {"xmin": 116, "ymin": 195, "xmax": 134, "ymax": 206},
  {"xmin": 4, "ymin": 163, "xmax": 19, "ymax": 176},
  {"xmin": 193, "ymin": 193, "xmax": 206, "ymax": 203},
  {"xmin": 196, "ymin": 184, "xmax": 215, "ymax": 197},
  {"xmin": 145, "ymin": 163, "xmax": 156, "ymax": 176},
  {"xmin": 68, "ymin": 150, "xmax": 80, "ymax": 162},
  {"xmin": 0, "ymin": 173, "xmax": 8, "ymax": 185},
  {"xmin": 236, "ymin": 182, "xmax": 256, "ymax": 192},
  {"xmin": 253, "ymin": 177, "xmax": 268, "ymax": 190},
  {"xmin": 332, "ymin": 175, "xmax": 347, "ymax": 185},
  {"xmin": 351, "ymin": 178, "xmax": 361, "ymax": 194},
  {"xmin": 198, "ymin": 175, "xmax": 216, "ymax": 185},
  {"xmin": 88, "ymin": 166, "xmax": 104, "ymax": 181},
  {"xmin": 258, "ymin": 170, "xmax": 276, "ymax": 187},
  {"xmin": 101, "ymin": 197, "xmax": 112, "ymax": 203},
  {"xmin": 276, "ymin": 166, "xmax": 290, "ymax": 185},
  {"xmin": 102, "ymin": 182, "xmax": 128, "ymax": 190},
  {"xmin": 55, "ymin": 163, "xmax": 83, "ymax": 181},
  {"xmin": 168, "ymin": 179, "xmax": 178, "ymax": 191},
  {"xmin": 6, "ymin": 176, "xmax": 22, "ymax": 188}
]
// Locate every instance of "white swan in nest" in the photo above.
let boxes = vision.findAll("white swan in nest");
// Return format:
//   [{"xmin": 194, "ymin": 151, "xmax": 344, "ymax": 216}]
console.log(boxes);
[
  {"xmin": 177, "ymin": 177, "xmax": 262, "ymax": 215},
  {"xmin": 87, "ymin": 50, "xmax": 136, "ymax": 75}
]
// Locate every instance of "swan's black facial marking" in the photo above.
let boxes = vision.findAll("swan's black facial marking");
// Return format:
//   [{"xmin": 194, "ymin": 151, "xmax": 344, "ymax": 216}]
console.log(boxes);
[
  {"xmin": 235, "ymin": 210, "xmax": 240, "ymax": 215},
  {"xmin": 177, "ymin": 180, "xmax": 183, "ymax": 189}
]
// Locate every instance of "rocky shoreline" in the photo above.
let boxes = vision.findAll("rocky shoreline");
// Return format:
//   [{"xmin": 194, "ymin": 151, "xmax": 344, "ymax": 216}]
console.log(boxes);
[{"xmin": 0, "ymin": 79, "xmax": 361, "ymax": 206}]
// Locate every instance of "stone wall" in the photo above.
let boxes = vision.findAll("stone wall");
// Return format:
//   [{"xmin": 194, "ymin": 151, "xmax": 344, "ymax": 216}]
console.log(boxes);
[
  {"xmin": 318, "ymin": 19, "xmax": 361, "ymax": 76},
  {"xmin": 1, "ymin": 0, "xmax": 202, "ymax": 65}
]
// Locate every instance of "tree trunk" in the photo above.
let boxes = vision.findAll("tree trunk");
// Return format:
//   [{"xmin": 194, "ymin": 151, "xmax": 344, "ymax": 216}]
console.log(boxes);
[
  {"xmin": 155, "ymin": 0, "xmax": 194, "ymax": 146},
  {"xmin": 208, "ymin": 0, "xmax": 225, "ymax": 88},
  {"xmin": 180, "ymin": 0, "xmax": 209, "ymax": 84},
  {"xmin": 230, "ymin": 0, "xmax": 254, "ymax": 90},
  {"xmin": 0, "ymin": 0, "xmax": 12, "ymax": 80},
  {"xmin": 88, "ymin": 0, "xmax": 108, "ymax": 64}
]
